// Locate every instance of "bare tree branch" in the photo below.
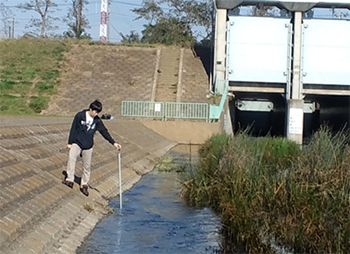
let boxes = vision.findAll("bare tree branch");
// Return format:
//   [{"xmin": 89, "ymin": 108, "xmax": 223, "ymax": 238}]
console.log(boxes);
[{"xmin": 17, "ymin": 0, "xmax": 60, "ymax": 37}]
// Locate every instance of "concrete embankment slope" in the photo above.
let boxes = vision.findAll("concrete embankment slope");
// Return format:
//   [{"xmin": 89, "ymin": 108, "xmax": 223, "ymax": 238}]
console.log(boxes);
[{"xmin": 0, "ymin": 116, "xmax": 176, "ymax": 254}]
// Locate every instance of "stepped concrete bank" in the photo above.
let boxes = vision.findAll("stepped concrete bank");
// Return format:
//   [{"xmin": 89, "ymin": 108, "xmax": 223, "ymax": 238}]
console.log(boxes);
[
  {"xmin": 0, "ymin": 116, "xmax": 179, "ymax": 254},
  {"xmin": 0, "ymin": 44, "xmax": 219, "ymax": 253}
]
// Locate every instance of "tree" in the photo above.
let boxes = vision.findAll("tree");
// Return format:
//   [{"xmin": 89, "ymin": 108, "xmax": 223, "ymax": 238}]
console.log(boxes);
[
  {"xmin": 251, "ymin": 4, "xmax": 275, "ymax": 16},
  {"xmin": 17, "ymin": 0, "xmax": 60, "ymax": 37},
  {"xmin": 63, "ymin": 0, "xmax": 91, "ymax": 39},
  {"xmin": 120, "ymin": 30, "xmax": 141, "ymax": 43},
  {"xmin": 132, "ymin": 0, "xmax": 213, "ymax": 45},
  {"xmin": 0, "ymin": 1, "xmax": 14, "ymax": 38},
  {"xmin": 132, "ymin": 0, "xmax": 163, "ymax": 25},
  {"xmin": 141, "ymin": 17, "xmax": 195, "ymax": 46},
  {"xmin": 333, "ymin": 9, "xmax": 350, "ymax": 19},
  {"xmin": 161, "ymin": 0, "xmax": 213, "ymax": 41}
]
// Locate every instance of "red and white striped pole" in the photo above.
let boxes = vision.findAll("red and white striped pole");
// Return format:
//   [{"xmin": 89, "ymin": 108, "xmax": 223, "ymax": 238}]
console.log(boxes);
[{"xmin": 99, "ymin": 0, "xmax": 108, "ymax": 43}]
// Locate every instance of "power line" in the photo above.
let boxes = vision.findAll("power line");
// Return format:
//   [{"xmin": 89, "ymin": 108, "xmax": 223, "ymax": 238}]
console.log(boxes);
[
  {"xmin": 110, "ymin": 3, "xmax": 135, "ymax": 31},
  {"xmin": 110, "ymin": 22, "xmax": 122, "ymax": 41},
  {"xmin": 110, "ymin": 1, "xmax": 143, "ymax": 7}
]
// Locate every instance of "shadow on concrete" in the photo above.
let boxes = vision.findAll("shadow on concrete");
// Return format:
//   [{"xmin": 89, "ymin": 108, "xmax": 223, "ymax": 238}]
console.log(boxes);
[
  {"xmin": 61, "ymin": 170, "xmax": 81, "ymax": 185},
  {"xmin": 193, "ymin": 44, "xmax": 212, "ymax": 78},
  {"xmin": 62, "ymin": 170, "xmax": 101, "ymax": 193}
]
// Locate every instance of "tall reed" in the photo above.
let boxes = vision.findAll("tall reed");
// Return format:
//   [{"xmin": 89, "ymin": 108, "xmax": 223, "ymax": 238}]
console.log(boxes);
[{"xmin": 180, "ymin": 127, "xmax": 350, "ymax": 253}]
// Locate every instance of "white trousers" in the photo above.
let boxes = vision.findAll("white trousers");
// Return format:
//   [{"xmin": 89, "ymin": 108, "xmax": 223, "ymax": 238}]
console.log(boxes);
[{"xmin": 66, "ymin": 143, "xmax": 93, "ymax": 187}]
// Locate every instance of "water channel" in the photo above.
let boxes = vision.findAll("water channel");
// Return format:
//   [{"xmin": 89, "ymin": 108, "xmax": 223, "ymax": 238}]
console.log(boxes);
[{"xmin": 77, "ymin": 145, "xmax": 222, "ymax": 254}]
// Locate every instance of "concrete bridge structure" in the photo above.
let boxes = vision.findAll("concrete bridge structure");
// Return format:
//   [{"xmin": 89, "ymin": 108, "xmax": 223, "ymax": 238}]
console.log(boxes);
[{"xmin": 213, "ymin": 0, "xmax": 350, "ymax": 144}]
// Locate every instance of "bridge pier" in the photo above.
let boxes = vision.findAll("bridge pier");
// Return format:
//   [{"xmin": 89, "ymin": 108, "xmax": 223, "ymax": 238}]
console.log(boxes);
[
  {"xmin": 286, "ymin": 11, "xmax": 304, "ymax": 144},
  {"xmin": 213, "ymin": 8, "xmax": 227, "ymax": 92}
]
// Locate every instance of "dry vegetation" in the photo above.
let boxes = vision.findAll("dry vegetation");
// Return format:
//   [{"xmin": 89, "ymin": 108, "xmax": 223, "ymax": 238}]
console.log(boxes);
[{"xmin": 180, "ymin": 127, "xmax": 350, "ymax": 253}]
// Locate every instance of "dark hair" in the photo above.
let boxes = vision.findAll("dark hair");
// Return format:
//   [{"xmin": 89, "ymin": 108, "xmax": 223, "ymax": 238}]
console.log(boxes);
[{"xmin": 89, "ymin": 99, "xmax": 102, "ymax": 113}]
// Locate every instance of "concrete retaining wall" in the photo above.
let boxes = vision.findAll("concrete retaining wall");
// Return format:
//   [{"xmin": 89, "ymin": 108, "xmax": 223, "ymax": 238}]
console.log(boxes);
[{"xmin": 142, "ymin": 120, "xmax": 222, "ymax": 144}]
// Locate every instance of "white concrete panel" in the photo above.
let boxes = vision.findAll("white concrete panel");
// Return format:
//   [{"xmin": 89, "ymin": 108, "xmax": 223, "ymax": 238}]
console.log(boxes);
[
  {"xmin": 227, "ymin": 16, "xmax": 290, "ymax": 83},
  {"xmin": 303, "ymin": 19, "xmax": 350, "ymax": 86}
]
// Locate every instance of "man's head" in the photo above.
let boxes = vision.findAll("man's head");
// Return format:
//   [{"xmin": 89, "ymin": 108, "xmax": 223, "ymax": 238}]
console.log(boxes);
[
  {"xmin": 89, "ymin": 100, "xmax": 102, "ymax": 112},
  {"xmin": 89, "ymin": 100, "xmax": 102, "ymax": 117}
]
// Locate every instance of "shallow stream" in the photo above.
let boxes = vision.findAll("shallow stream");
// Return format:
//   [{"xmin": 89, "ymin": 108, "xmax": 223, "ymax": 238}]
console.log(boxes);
[{"xmin": 77, "ymin": 145, "xmax": 222, "ymax": 254}]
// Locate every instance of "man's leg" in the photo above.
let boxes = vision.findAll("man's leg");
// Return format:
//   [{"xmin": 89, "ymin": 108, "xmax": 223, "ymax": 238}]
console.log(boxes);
[
  {"xmin": 66, "ymin": 143, "xmax": 81, "ymax": 183},
  {"xmin": 81, "ymin": 147, "xmax": 93, "ymax": 188}
]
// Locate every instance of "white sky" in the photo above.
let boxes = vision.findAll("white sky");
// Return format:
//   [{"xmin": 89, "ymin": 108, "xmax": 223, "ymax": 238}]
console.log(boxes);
[{"xmin": 0, "ymin": 0, "xmax": 148, "ymax": 42}]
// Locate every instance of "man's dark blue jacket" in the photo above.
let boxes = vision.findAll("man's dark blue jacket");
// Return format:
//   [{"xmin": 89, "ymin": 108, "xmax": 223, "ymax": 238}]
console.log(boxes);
[{"xmin": 68, "ymin": 109, "xmax": 115, "ymax": 150}]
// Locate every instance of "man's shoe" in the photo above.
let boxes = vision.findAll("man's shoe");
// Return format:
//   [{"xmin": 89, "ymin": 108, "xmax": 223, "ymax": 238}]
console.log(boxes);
[
  {"xmin": 62, "ymin": 171, "xmax": 68, "ymax": 180},
  {"xmin": 80, "ymin": 185, "xmax": 89, "ymax": 196},
  {"xmin": 62, "ymin": 180, "xmax": 74, "ymax": 188}
]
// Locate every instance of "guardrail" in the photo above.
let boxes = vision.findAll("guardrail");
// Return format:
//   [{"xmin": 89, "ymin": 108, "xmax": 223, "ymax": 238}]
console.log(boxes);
[
  {"xmin": 121, "ymin": 101, "xmax": 165, "ymax": 119},
  {"xmin": 122, "ymin": 101, "xmax": 209, "ymax": 121},
  {"xmin": 209, "ymin": 80, "xmax": 228, "ymax": 120},
  {"xmin": 121, "ymin": 80, "xmax": 228, "ymax": 122},
  {"xmin": 165, "ymin": 102, "xmax": 208, "ymax": 121}
]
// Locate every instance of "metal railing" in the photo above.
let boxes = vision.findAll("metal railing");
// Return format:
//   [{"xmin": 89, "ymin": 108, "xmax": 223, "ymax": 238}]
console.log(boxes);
[
  {"xmin": 121, "ymin": 101, "xmax": 209, "ymax": 121},
  {"xmin": 165, "ymin": 102, "xmax": 208, "ymax": 121},
  {"xmin": 121, "ymin": 101, "xmax": 165, "ymax": 119},
  {"xmin": 209, "ymin": 80, "xmax": 228, "ymax": 120},
  {"xmin": 121, "ymin": 80, "xmax": 228, "ymax": 122}
]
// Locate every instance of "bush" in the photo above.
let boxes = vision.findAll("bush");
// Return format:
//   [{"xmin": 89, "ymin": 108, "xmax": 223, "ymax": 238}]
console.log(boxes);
[
  {"xmin": 180, "ymin": 133, "xmax": 231, "ymax": 208},
  {"xmin": 180, "ymin": 129, "xmax": 350, "ymax": 253},
  {"xmin": 29, "ymin": 96, "xmax": 48, "ymax": 113}
]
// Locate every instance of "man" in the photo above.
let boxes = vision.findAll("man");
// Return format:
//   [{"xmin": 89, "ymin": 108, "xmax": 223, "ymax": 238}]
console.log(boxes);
[{"xmin": 63, "ymin": 99, "xmax": 122, "ymax": 196}]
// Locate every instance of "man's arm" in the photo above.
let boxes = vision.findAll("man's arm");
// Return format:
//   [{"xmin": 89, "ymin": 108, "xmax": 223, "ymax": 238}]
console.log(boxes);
[
  {"xmin": 67, "ymin": 112, "xmax": 80, "ymax": 149},
  {"xmin": 97, "ymin": 118, "xmax": 122, "ymax": 150}
]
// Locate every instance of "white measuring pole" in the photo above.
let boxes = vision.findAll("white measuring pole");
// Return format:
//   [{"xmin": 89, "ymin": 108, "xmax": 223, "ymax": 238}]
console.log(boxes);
[{"xmin": 118, "ymin": 152, "xmax": 122, "ymax": 210}]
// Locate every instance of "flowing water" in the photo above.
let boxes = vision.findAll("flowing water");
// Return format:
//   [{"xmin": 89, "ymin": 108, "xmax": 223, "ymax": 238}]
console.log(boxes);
[{"xmin": 77, "ymin": 145, "xmax": 222, "ymax": 254}]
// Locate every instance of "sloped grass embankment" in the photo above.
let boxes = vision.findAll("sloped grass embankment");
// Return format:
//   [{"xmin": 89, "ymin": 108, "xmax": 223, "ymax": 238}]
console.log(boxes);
[
  {"xmin": 0, "ymin": 39, "xmax": 68, "ymax": 114},
  {"xmin": 180, "ymin": 128, "xmax": 350, "ymax": 253}
]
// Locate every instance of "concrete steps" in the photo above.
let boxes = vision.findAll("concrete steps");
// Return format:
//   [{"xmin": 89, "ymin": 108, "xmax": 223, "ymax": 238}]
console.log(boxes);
[
  {"xmin": 43, "ymin": 46, "xmax": 158, "ymax": 118},
  {"xmin": 41, "ymin": 45, "xmax": 210, "ymax": 118},
  {"xmin": 181, "ymin": 48, "xmax": 209, "ymax": 103},
  {"xmin": 155, "ymin": 47, "xmax": 180, "ymax": 102},
  {"xmin": 0, "ymin": 118, "xmax": 176, "ymax": 254}
]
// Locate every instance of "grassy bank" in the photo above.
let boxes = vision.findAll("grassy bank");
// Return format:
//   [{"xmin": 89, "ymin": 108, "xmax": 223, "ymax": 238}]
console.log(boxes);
[
  {"xmin": 0, "ymin": 38, "xmax": 68, "ymax": 114},
  {"xmin": 180, "ymin": 128, "xmax": 350, "ymax": 253}
]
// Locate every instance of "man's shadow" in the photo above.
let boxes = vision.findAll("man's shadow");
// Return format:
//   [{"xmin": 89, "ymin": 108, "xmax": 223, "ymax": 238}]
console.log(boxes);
[
  {"xmin": 62, "ymin": 170, "xmax": 82, "ymax": 185},
  {"xmin": 62, "ymin": 170, "xmax": 100, "ymax": 193}
]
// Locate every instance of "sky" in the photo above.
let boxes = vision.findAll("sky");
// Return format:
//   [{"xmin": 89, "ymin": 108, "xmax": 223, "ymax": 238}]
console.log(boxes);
[
  {"xmin": 0, "ymin": 0, "xmax": 149, "ymax": 42},
  {"xmin": 0, "ymin": 1, "xmax": 348, "ymax": 42}
]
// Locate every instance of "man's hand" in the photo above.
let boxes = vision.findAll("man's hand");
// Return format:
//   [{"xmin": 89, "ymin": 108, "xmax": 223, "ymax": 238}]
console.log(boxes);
[
  {"xmin": 67, "ymin": 144, "xmax": 72, "ymax": 150},
  {"xmin": 114, "ymin": 142, "xmax": 122, "ymax": 150}
]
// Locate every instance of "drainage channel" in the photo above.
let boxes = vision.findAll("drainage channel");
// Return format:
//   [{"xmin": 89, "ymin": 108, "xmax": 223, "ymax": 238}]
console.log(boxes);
[{"xmin": 77, "ymin": 145, "xmax": 222, "ymax": 254}]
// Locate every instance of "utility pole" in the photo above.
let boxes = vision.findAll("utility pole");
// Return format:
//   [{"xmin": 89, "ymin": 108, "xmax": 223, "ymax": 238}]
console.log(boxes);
[
  {"xmin": 12, "ymin": 18, "xmax": 14, "ymax": 38},
  {"xmin": 99, "ymin": 0, "xmax": 108, "ymax": 42}
]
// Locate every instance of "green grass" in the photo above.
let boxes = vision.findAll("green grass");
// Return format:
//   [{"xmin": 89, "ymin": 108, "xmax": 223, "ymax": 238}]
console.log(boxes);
[
  {"xmin": 0, "ymin": 38, "xmax": 68, "ymax": 115},
  {"xmin": 180, "ymin": 128, "xmax": 350, "ymax": 253}
]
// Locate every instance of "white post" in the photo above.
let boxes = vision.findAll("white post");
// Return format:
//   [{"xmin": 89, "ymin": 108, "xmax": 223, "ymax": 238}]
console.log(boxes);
[
  {"xmin": 118, "ymin": 152, "xmax": 122, "ymax": 210},
  {"xmin": 107, "ymin": 0, "xmax": 111, "ymax": 43},
  {"xmin": 286, "ymin": 11, "xmax": 304, "ymax": 145},
  {"xmin": 214, "ymin": 8, "xmax": 227, "ymax": 90}
]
